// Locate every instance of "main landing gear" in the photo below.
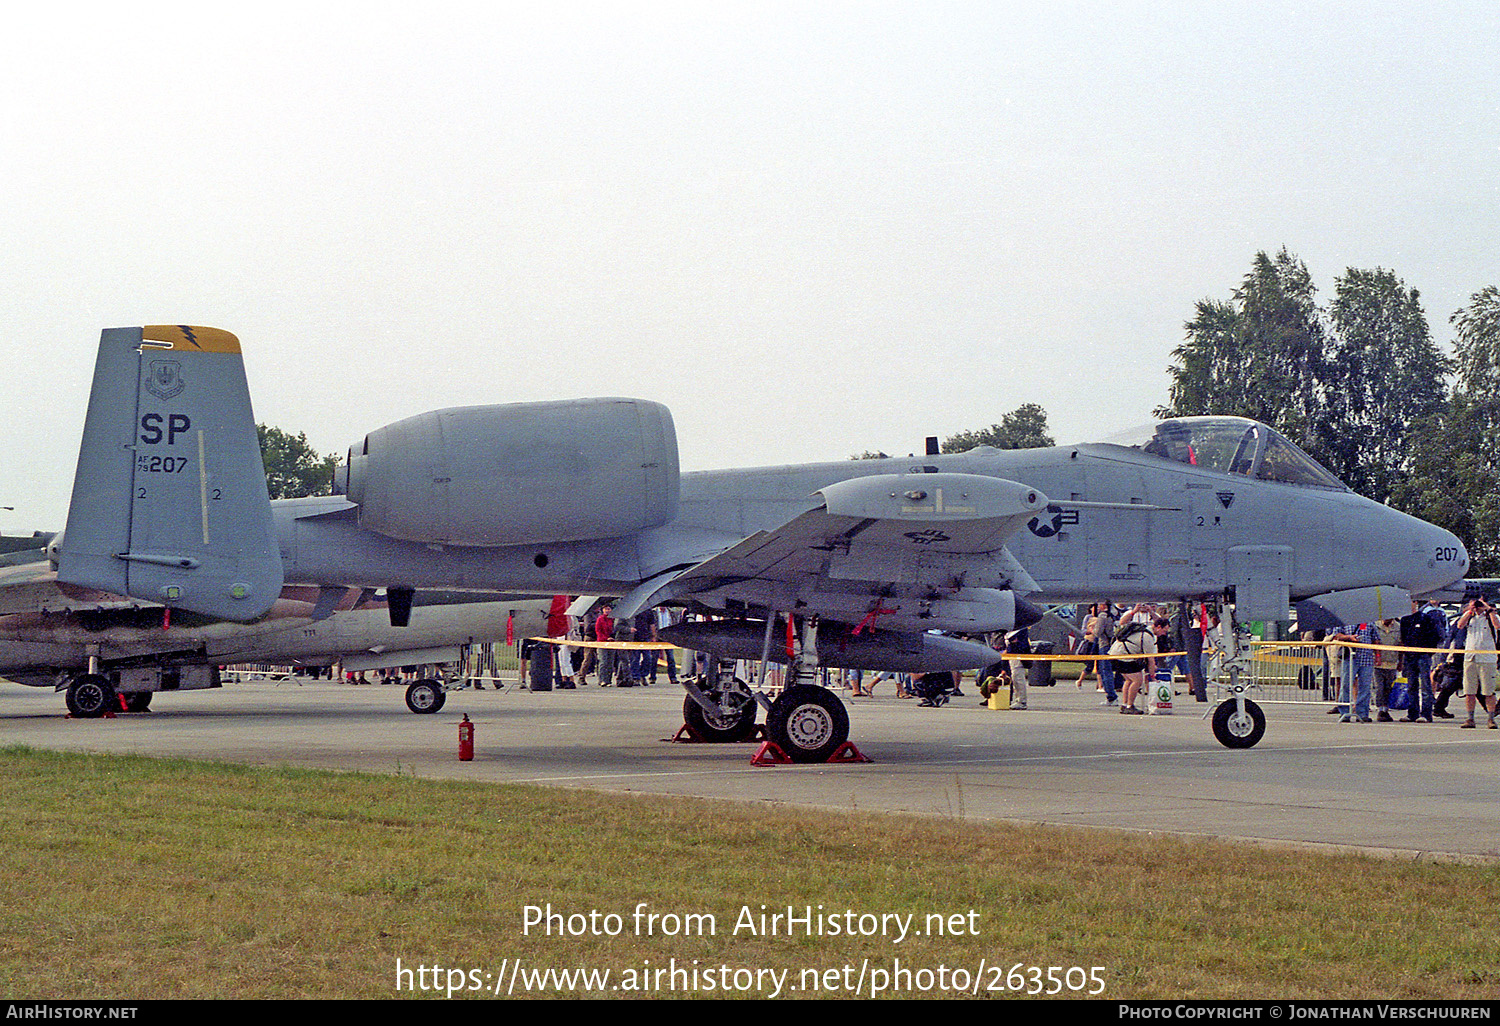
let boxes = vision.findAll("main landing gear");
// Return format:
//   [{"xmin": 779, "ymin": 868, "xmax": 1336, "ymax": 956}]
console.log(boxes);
[
  {"xmin": 678, "ymin": 616, "xmax": 856, "ymax": 763},
  {"xmin": 765, "ymin": 684, "xmax": 850, "ymax": 763},
  {"xmin": 404, "ymin": 678, "xmax": 447, "ymax": 714},
  {"xmin": 64, "ymin": 674, "xmax": 116, "ymax": 718},
  {"xmin": 681, "ymin": 668, "xmax": 760, "ymax": 743}
]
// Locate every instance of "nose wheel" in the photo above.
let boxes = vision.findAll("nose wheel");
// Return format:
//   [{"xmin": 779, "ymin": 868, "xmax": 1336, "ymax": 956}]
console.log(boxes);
[
  {"xmin": 1211, "ymin": 698, "xmax": 1265, "ymax": 748},
  {"xmin": 1210, "ymin": 605, "xmax": 1266, "ymax": 749}
]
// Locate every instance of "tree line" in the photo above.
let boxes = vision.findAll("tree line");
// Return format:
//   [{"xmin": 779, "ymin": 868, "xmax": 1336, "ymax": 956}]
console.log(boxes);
[
  {"xmin": 258, "ymin": 425, "xmax": 341, "ymax": 501},
  {"xmin": 939, "ymin": 249, "xmax": 1499, "ymax": 575}
]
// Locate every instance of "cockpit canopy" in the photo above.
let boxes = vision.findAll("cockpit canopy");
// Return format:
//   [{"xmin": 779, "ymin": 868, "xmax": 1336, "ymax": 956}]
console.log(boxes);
[{"xmin": 1110, "ymin": 417, "xmax": 1347, "ymax": 491}]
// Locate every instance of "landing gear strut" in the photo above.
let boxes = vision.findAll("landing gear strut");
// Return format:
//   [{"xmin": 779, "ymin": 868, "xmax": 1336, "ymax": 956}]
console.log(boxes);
[
  {"xmin": 1211, "ymin": 604, "xmax": 1265, "ymax": 749},
  {"xmin": 681, "ymin": 667, "xmax": 759, "ymax": 742},
  {"xmin": 767, "ymin": 614, "xmax": 851, "ymax": 763},
  {"xmin": 677, "ymin": 614, "xmax": 855, "ymax": 761}
]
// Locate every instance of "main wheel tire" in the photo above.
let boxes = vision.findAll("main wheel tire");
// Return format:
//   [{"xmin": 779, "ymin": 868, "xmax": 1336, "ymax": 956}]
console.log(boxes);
[
  {"xmin": 1212, "ymin": 698, "xmax": 1265, "ymax": 749},
  {"xmin": 682, "ymin": 682, "xmax": 758, "ymax": 743},
  {"xmin": 766, "ymin": 685, "xmax": 850, "ymax": 763},
  {"xmin": 122, "ymin": 692, "xmax": 153, "ymax": 713},
  {"xmin": 66, "ymin": 674, "xmax": 116, "ymax": 718},
  {"xmin": 405, "ymin": 680, "xmax": 446, "ymax": 714}
]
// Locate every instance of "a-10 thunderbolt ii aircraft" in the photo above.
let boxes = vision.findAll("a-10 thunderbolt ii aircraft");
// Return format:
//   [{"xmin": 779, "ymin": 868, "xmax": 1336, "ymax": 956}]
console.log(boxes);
[
  {"xmin": 53, "ymin": 326, "xmax": 1468, "ymax": 757},
  {"xmin": 0, "ymin": 528, "xmax": 552, "ymax": 716}
]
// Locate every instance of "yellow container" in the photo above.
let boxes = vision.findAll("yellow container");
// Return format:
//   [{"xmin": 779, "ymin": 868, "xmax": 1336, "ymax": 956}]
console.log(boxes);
[{"xmin": 988, "ymin": 684, "xmax": 1011, "ymax": 711}]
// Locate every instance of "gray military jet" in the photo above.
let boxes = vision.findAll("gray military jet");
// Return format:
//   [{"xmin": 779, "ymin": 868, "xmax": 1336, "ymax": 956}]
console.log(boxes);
[
  {"xmin": 54, "ymin": 327, "xmax": 1469, "ymax": 756},
  {"xmin": 0, "ymin": 529, "xmax": 552, "ymax": 716}
]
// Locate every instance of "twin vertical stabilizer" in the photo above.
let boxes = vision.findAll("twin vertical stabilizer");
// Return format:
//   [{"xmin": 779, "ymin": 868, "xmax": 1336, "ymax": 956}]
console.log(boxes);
[{"xmin": 56, "ymin": 326, "xmax": 282, "ymax": 621}]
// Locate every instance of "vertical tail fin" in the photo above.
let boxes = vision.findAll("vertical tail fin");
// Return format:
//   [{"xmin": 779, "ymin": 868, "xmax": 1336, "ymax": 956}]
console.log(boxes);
[{"xmin": 56, "ymin": 326, "xmax": 282, "ymax": 621}]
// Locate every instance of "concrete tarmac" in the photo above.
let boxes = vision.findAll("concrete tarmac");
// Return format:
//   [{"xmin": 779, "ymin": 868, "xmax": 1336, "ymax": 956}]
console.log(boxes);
[{"xmin": 5, "ymin": 677, "xmax": 1497, "ymax": 862}]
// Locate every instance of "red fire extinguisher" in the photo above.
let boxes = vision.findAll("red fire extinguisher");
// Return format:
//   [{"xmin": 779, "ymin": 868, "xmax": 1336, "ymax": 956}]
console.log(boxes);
[{"xmin": 458, "ymin": 713, "xmax": 474, "ymax": 761}]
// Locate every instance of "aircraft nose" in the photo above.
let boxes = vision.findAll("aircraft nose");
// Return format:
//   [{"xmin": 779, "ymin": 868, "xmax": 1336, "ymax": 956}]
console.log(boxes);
[
  {"xmin": 1435, "ymin": 526, "xmax": 1469, "ymax": 588},
  {"xmin": 1409, "ymin": 521, "xmax": 1469, "ymax": 596}
]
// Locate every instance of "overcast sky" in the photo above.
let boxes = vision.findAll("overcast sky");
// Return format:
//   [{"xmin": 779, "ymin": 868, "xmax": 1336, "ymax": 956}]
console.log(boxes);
[{"xmin": 3, "ymin": 1, "xmax": 1496, "ymax": 531}]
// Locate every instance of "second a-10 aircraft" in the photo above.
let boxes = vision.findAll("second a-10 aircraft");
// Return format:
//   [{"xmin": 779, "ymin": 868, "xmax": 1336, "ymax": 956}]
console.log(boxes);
[
  {"xmin": 53, "ymin": 327, "xmax": 1468, "ymax": 757},
  {"xmin": 0, "ymin": 528, "xmax": 555, "ymax": 717}
]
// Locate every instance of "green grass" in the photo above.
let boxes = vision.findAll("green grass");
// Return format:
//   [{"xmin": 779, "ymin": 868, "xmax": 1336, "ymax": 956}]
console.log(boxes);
[{"xmin": 1, "ymin": 745, "xmax": 1495, "ymax": 1000}]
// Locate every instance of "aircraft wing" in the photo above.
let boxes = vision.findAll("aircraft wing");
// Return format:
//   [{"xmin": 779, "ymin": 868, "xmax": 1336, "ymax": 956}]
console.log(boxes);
[{"xmin": 614, "ymin": 473, "xmax": 1048, "ymax": 633}]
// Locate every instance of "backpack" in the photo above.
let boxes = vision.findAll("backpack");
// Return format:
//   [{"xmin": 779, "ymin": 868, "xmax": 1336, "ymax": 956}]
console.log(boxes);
[{"xmin": 1108, "ymin": 621, "xmax": 1152, "ymax": 672}]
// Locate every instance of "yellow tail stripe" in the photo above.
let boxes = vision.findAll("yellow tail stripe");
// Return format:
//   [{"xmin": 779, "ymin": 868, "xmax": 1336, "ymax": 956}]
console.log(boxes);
[{"xmin": 141, "ymin": 325, "xmax": 241, "ymax": 353}]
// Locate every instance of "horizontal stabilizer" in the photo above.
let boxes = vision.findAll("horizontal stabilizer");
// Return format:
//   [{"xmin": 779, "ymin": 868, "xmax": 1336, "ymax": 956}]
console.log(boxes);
[{"xmin": 56, "ymin": 326, "xmax": 282, "ymax": 621}]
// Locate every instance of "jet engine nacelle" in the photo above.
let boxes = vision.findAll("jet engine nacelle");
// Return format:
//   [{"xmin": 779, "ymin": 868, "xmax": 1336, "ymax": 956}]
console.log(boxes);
[{"xmin": 335, "ymin": 398, "xmax": 680, "ymax": 547}]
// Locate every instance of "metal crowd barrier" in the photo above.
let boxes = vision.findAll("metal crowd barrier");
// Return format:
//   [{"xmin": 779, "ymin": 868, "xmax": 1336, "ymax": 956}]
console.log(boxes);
[
  {"xmin": 459, "ymin": 639, "xmax": 797, "ymax": 693},
  {"xmin": 455, "ymin": 637, "xmax": 1468, "ymax": 707},
  {"xmin": 1238, "ymin": 642, "xmax": 1333, "ymax": 704}
]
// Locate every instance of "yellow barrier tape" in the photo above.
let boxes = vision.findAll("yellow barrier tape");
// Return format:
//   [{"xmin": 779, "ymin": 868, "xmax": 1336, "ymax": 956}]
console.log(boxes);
[
  {"xmin": 528, "ymin": 637, "xmax": 678, "ymax": 651},
  {"xmin": 1257, "ymin": 639, "xmax": 1490, "ymax": 656},
  {"xmin": 521, "ymin": 637, "xmax": 1485, "ymax": 659}
]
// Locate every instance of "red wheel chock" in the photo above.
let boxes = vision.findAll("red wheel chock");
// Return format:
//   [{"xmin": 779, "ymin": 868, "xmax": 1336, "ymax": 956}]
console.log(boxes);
[
  {"xmin": 751, "ymin": 741, "xmax": 793, "ymax": 765},
  {"xmin": 750, "ymin": 740, "xmax": 871, "ymax": 766},
  {"xmin": 671, "ymin": 723, "xmax": 768, "ymax": 744},
  {"xmin": 828, "ymin": 741, "xmax": 872, "ymax": 763}
]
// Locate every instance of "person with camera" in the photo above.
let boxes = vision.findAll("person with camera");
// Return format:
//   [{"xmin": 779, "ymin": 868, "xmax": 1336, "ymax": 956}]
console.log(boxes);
[
  {"xmin": 1453, "ymin": 597, "xmax": 1500, "ymax": 729},
  {"xmin": 1109, "ymin": 604, "xmax": 1160, "ymax": 715}
]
